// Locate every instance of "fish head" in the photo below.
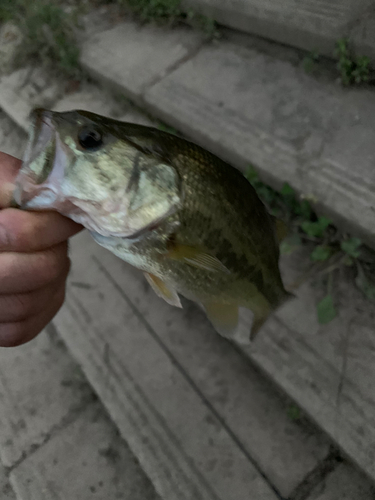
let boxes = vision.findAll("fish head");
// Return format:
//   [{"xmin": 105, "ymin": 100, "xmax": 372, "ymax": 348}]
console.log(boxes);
[{"xmin": 14, "ymin": 109, "xmax": 182, "ymax": 237}]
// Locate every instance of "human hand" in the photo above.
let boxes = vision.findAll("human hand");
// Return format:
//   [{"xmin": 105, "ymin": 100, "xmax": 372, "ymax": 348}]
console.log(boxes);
[{"xmin": 0, "ymin": 152, "xmax": 82, "ymax": 347}]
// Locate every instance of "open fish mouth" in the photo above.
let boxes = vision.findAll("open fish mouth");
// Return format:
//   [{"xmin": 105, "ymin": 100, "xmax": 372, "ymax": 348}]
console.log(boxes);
[{"xmin": 13, "ymin": 109, "xmax": 60, "ymax": 209}]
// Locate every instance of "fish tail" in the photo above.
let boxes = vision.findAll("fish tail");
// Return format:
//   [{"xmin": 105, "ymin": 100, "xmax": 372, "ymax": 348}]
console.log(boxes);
[
  {"xmin": 248, "ymin": 289, "xmax": 294, "ymax": 341},
  {"xmin": 249, "ymin": 311, "xmax": 269, "ymax": 340}
]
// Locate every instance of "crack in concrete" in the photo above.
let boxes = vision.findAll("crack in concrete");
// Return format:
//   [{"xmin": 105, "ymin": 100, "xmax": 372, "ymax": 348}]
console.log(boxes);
[
  {"xmin": 140, "ymin": 39, "xmax": 209, "ymax": 96},
  {"xmin": 5, "ymin": 396, "xmax": 98, "ymax": 475},
  {"xmin": 288, "ymin": 447, "xmax": 342, "ymax": 500}
]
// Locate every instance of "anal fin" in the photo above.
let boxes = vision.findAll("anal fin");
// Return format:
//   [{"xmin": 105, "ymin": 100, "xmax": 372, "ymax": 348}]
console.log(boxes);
[{"xmin": 144, "ymin": 273, "xmax": 182, "ymax": 308}]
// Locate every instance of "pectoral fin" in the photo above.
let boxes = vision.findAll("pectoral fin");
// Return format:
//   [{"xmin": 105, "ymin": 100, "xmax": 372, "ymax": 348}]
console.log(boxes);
[
  {"xmin": 202, "ymin": 301, "xmax": 239, "ymax": 339},
  {"xmin": 144, "ymin": 273, "xmax": 182, "ymax": 308},
  {"xmin": 167, "ymin": 243, "xmax": 230, "ymax": 274}
]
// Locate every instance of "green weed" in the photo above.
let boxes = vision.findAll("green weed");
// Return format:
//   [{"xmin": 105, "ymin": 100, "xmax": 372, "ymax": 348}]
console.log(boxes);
[
  {"xmin": 311, "ymin": 245, "xmax": 333, "ymax": 262},
  {"xmin": 335, "ymin": 38, "xmax": 370, "ymax": 85},
  {"xmin": 246, "ymin": 165, "xmax": 375, "ymax": 324},
  {"xmin": 184, "ymin": 8, "xmax": 219, "ymax": 37},
  {"xmin": 124, "ymin": 0, "xmax": 181, "ymax": 22},
  {"xmin": 157, "ymin": 121, "xmax": 179, "ymax": 135},
  {"xmin": 0, "ymin": 0, "xmax": 16, "ymax": 22},
  {"xmin": 122, "ymin": 0, "xmax": 219, "ymax": 37},
  {"xmin": 317, "ymin": 294, "xmax": 337, "ymax": 324},
  {"xmin": 0, "ymin": 0, "xmax": 80, "ymax": 77}
]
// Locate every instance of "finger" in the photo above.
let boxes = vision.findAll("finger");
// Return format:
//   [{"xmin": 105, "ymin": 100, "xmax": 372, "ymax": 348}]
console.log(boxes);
[
  {"xmin": 0, "ymin": 274, "xmax": 66, "ymax": 323},
  {"xmin": 0, "ymin": 153, "xmax": 21, "ymax": 208},
  {"xmin": 0, "ymin": 209, "xmax": 83, "ymax": 252},
  {"xmin": 0, "ymin": 242, "xmax": 71, "ymax": 294},
  {"xmin": 0, "ymin": 286, "xmax": 66, "ymax": 347}
]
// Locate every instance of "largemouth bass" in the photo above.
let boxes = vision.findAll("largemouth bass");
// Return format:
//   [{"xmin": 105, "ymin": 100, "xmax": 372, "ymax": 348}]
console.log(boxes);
[{"xmin": 13, "ymin": 109, "xmax": 291, "ymax": 341}]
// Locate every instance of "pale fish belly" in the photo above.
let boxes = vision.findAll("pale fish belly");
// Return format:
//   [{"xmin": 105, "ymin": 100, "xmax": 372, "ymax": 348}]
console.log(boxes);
[{"xmin": 90, "ymin": 230, "xmax": 258, "ymax": 304}]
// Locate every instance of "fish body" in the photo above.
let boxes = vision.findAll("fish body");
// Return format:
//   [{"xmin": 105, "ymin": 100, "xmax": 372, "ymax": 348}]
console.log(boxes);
[{"xmin": 14, "ymin": 109, "xmax": 291, "ymax": 341}]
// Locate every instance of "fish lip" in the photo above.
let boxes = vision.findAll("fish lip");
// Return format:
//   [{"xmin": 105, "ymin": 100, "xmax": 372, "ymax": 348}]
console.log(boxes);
[
  {"xmin": 24, "ymin": 108, "xmax": 54, "ymax": 167},
  {"xmin": 14, "ymin": 109, "xmax": 57, "ymax": 208}
]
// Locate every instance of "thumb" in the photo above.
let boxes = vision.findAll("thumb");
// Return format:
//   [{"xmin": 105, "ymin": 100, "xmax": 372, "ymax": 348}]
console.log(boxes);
[{"xmin": 0, "ymin": 152, "xmax": 22, "ymax": 208}]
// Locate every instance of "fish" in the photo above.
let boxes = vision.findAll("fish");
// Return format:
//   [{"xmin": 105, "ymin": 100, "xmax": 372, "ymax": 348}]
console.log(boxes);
[{"xmin": 13, "ymin": 108, "xmax": 292, "ymax": 342}]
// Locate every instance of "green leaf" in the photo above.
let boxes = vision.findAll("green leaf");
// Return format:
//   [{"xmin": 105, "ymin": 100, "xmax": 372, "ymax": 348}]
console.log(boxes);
[
  {"xmin": 157, "ymin": 122, "xmax": 178, "ymax": 135},
  {"xmin": 343, "ymin": 255, "xmax": 354, "ymax": 266},
  {"xmin": 301, "ymin": 216, "xmax": 331, "ymax": 238},
  {"xmin": 281, "ymin": 183, "xmax": 295, "ymax": 197},
  {"xmin": 299, "ymin": 199, "xmax": 313, "ymax": 220},
  {"xmin": 245, "ymin": 165, "xmax": 259, "ymax": 184},
  {"xmin": 311, "ymin": 245, "xmax": 332, "ymax": 261},
  {"xmin": 341, "ymin": 237, "xmax": 362, "ymax": 258},
  {"xmin": 257, "ymin": 185, "xmax": 277, "ymax": 205},
  {"xmin": 317, "ymin": 294, "xmax": 337, "ymax": 324}
]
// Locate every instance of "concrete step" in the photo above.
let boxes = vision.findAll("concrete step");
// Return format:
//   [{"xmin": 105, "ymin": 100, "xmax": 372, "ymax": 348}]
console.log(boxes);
[
  {"xmin": 54, "ymin": 231, "xmax": 335, "ymax": 500},
  {"xmin": 304, "ymin": 463, "xmax": 375, "ymax": 500},
  {"xmin": 0, "ymin": 326, "xmax": 160, "ymax": 500},
  {"xmin": 78, "ymin": 21, "xmax": 375, "ymax": 249},
  {"xmin": 1, "ymin": 28, "xmax": 375, "ymax": 496},
  {"xmin": 182, "ymin": 0, "xmax": 375, "ymax": 65}
]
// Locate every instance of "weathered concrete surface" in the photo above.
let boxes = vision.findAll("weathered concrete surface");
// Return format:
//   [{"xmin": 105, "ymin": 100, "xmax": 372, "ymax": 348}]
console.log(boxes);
[
  {"xmin": 0, "ymin": 328, "xmax": 94, "ymax": 467},
  {"xmin": 306, "ymin": 463, "xmax": 375, "ymax": 499},
  {"xmin": 80, "ymin": 24, "xmax": 375, "ymax": 248},
  {"xmin": 3, "ymin": 24, "xmax": 375, "ymax": 248},
  {"xmin": 54, "ymin": 231, "xmax": 332, "ymax": 499},
  {"xmin": 54, "ymin": 83, "xmax": 155, "ymax": 127},
  {"xmin": 0, "ymin": 73, "xmax": 154, "ymax": 149},
  {"xmin": 0, "ymin": 464, "xmax": 16, "ymax": 500},
  {"xmin": 0, "ymin": 67, "xmax": 63, "ymax": 132},
  {"xmin": 182, "ymin": 0, "xmax": 375, "ymax": 65},
  {"xmin": 57, "ymin": 230, "xmax": 375, "ymax": 488},
  {"xmin": 80, "ymin": 22, "xmax": 204, "ymax": 105},
  {"xmin": 0, "ymin": 108, "xmax": 26, "ymax": 159},
  {"xmin": 10, "ymin": 402, "xmax": 160, "ymax": 500},
  {"xmin": 0, "ymin": 22, "xmax": 23, "ymax": 74},
  {"xmin": 143, "ymin": 39, "xmax": 375, "ymax": 247},
  {"xmin": 2, "ymin": 27, "xmax": 375, "ymax": 493},
  {"xmin": 242, "ymin": 244, "xmax": 375, "ymax": 485}
]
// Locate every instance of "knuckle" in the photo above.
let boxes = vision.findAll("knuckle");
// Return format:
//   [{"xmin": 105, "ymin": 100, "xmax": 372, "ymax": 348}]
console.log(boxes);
[
  {"xmin": 0, "ymin": 253, "xmax": 18, "ymax": 283},
  {"xmin": 40, "ymin": 245, "xmax": 69, "ymax": 284}
]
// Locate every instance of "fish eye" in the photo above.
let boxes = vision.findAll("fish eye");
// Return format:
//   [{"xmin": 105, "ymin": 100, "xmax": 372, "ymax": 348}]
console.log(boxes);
[{"xmin": 78, "ymin": 126, "xmax": 103, "ymax": 151}]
